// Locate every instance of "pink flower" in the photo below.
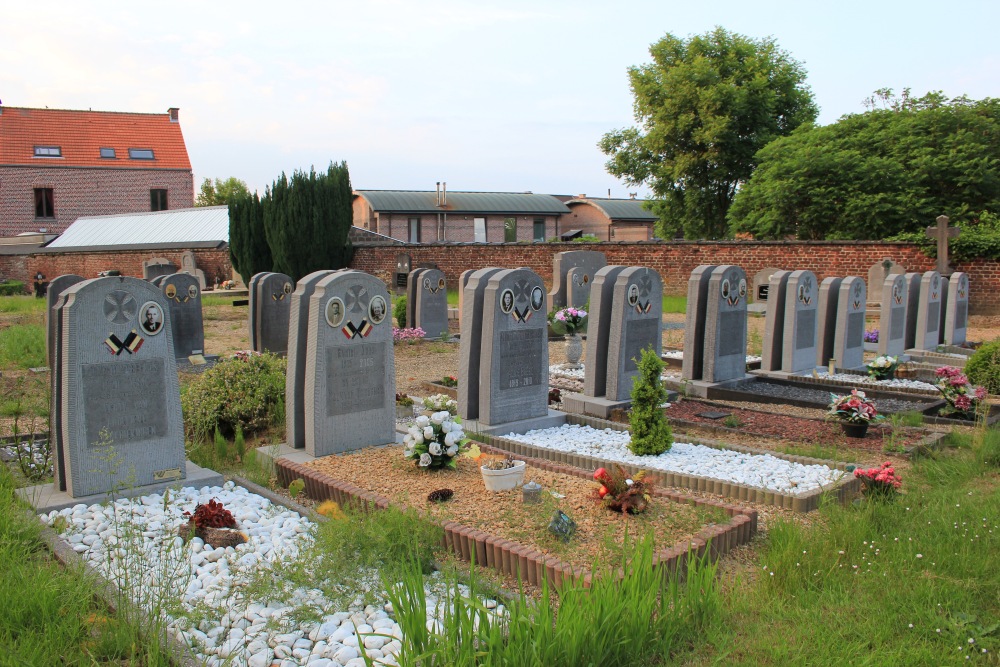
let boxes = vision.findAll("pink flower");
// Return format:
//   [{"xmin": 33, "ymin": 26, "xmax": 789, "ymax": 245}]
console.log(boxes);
[
  {"xmin": 975, "ymin": 386, "xmax": 987, "ymax": 400},
  {"xmin": 954, "ymin": 395, "xmax": 972, "ymax": 410}
]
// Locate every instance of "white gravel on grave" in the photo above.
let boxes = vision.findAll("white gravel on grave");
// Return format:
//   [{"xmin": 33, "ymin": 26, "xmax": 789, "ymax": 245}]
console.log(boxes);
[
  {"xmin": 661, "ymin": 351, "xmax": 762, "ymax": 363},
  {"xmin": 815, "ymin": 371, "xmax": 938, "ymax": 393},
  {"xmin": 549, "ymin": 364, "xmax": 674, "ymax": 381},
  {"xmin": 40, "ymin": 481, "xmax": 500, "ymax": 667},
  {"xmin": 501, "ymin": 424, "xmax": 845, "ymax": 494}
]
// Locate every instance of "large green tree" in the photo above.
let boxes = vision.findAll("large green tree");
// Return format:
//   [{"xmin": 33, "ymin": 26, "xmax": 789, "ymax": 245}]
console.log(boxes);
[
  {"xmin": 196, "ymin": 177, "xmax": 251, "ymax": 207},
  {"xmin": 728, "ymin": 91, "xmax": 1000, "ymax": 240},
  {"xmin": 600, "ymin": 27, "xmax": 818, "ymax": 240},
  {"xmin": 262, "ymin": 162, "xmax": 354, "ymax": 281},
  {"xmin": 228, "ymin": 191, "xmax": 272, "ymax": 284}
]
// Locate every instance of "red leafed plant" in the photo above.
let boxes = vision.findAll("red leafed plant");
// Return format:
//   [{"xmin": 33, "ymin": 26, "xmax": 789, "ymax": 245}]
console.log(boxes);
[
  {"xmin": 593, "ymin": 465, "xmax": 653, "ymax": 515},
  {"xmin": 184, "ymin": 499, "xmax": 237, "ymax": 529}
]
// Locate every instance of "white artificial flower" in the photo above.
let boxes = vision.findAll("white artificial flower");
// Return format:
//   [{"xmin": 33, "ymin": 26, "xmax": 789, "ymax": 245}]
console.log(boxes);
[
  {"xmin": 407, "ymin": 427, "xmax": 420, "ymax": 439},
  {"xmin": 403, "ymin": 449, "xmax": 413, "ymax": 459},
  {"xmin": 435, "ymin": 411, "xmax": 450, "ymax": 422},
  {"xmin": 441, "ymin": 421, "xmax": 453, "ymax": 433},
  {"xmin": 444, "ymin": 432, "xmax": 457, "ymax": 447},
  {"xmin": 419, "ymin": 453, "xmax": 432, "ymax": 467},
  {"xmin": 430, "ymin": 412, "xmax": 445, "ymax": 425},
  {"xmin": 446, "ymin": 445, "xmax": 458, "ymax": 457},
  {"xmin": 423, "ymin": 426, "xmax": 435, "ymax": 440},
  {"xmin": 415, "ymin": 415, "xmax": 431, "ymax": 428},
  {"xmin": 413, "ymin": 432, "xmax": 424, "ymax": 445},
  {"xmin": 452, "ymin": 429, "xmax": 465, "ymax": 441},
  {"xmin": 403, "ymin": 434, "xmax": 413, "ymax": 446},
  {"xmin": 429, "ymin": 442, "xmax": 442, "ymax": 455}
]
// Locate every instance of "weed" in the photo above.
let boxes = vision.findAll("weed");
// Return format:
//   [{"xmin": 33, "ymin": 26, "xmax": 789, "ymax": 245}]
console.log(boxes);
[
  {"xmin": 722, "ymin": 415, "xmax": 742, "ymax": 429},
  {"xmin": 0, "ymin": 324, "xmax": 44, "ymax": 370}
]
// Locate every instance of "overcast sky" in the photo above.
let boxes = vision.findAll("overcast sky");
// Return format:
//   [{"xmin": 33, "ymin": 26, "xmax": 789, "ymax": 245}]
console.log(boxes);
[{"xmin": 3, "ymin": 1, "xmax": 998, "ymax": 198}]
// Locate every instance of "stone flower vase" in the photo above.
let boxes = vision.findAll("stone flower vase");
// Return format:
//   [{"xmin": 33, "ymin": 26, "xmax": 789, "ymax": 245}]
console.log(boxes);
[
  {"xmin": 841, "ymin": 421, "xmax": 869, "ymax": 439},
  {"xmin": 481, "ymin": 460, "xmax": 526, "ymax": 492},
  {"xmin": 564, "ymin": 333, "xmax": 583, "ymax": 368}
]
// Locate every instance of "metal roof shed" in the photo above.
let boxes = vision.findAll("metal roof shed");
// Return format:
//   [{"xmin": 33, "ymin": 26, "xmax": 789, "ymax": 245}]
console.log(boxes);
[{"xmin": 45, "ymin": 206, "xmax": 229, "ymax": 250}]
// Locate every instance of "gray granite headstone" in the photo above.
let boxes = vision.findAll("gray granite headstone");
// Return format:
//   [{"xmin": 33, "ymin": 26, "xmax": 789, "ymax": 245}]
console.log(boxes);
[
  {"xmin": 782, "ymin": 270, "xmax": 818, "ymax": 373},
  {"xmin": 160, "ymin": 273, "xmax": 205, "ymax": 359},
  {"xmin": 903, "ymin": 273, "xmax": 922, "ymax": 350},
  {"xmin": 878, "ymin": 273, "xmax": 909, "ymax": 357},
  {"xmin": 255, "ymin": 272, "xmax": 293, "ymax": 354},
  {"xmin": 867, "ymin": 258, "xmax": 904, "ymax": 301},
  {"xmin": 247, "ymin": 272, "xmax": 271, "ymax": 352},
  {"xmin": 46, "ymin": 274, "xmax": 84, "ymax": 367},
  {"xmin": 548, "ymin": 251, "xmax": 606, "ymax": 310},
  {"xmin": 583, "ymin": 266, "xmax": 628, "ymax": 396},
  {"xmin": 815, "ymin": 277, "xmax": 842, "ymax": 368},
  {"xmin": 703, "ymin": 265, "xmax": 747, "ymax": 383},
  {"xmin": 405, "ymin": 268, "xmax": 427, "ymax": 329},
  {"xmin": 566, "ymin": 266, "xmax": 595, "ymax": 310},
  {"xmin": 285, "ymin": 269, "xmax": 339, "ymax": 449},
  {"xmin": 833, "ymin": 277, "xmax": 866, "ymax": 370},
  {"xmin": 180, "ymin": 250, "xmax": 208, "ymax": 290},
  {"xmin": 394, "ymin": 253, "xmax": 411, "ymax": 294},
  {"xmin": 60, "ymin": 277, "xmax": 184, "ymax": 497},
  {"xmin": 413, "ymin": 269, "xmax": 449, "ymax": 339},
  {"xmin": 142, "ymin": 257, "xmax": 176, "ymax": 281},
  {"xmin": 49, "ymin": 279, "xmax": 82, "ymax": 492},
  {"xmin": 150, "ymin": 275, "xmax": 169, "ymax": 287},
  {"xmin": 752, "ymin": 267, "xmax": 783, "ymax": 303},
  {"xmin": 944, "ymin": 272, "xmax": 969, "ymax": 346},
  {"xmin": 458, "ymin": 268, "xmax": 503, "ymax": 421},
  {"xmin": 479, "ymin": 268, "xmax": 549, "ymax": 424},
  {"xmin": 914, "ymin": 271, "xmax": 943, "ymax": 351},
  {"xmin": 304, "ymin": 271, "xmax": 395, "ymax": 457},
  {"xmin": 457, "ymin": 269, "xmax": 475, "ymax": 329},
  {"xmin": 760, "ymin": 270, "xmax": 791, "ymax": 371},
  {"xmin": 605, "ymin": 267, "xmax": 663, "ymax": 402},
  {"xmin": 680, "ymin": 265, "xmax": 717, "ymax": 381}
]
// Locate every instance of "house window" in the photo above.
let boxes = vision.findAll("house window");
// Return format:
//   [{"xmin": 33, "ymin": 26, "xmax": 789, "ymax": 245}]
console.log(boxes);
[
  {"xmin": 408, "ymin": 217, "xmax": 421, "ymax": 243},
  {"xmin": 34, "ymin": 188, "xmax": 55, "ymax": 219},
  {"xmin": 533, "ymin": 218, "xmax": 546, "ymax": 242},
  {"xmin": 33, "ymin": 146, "xmax": 62, "ymax": 157},
  {"xmin": 503, "ymin": 217, "xmax": 517, "ymax": 242},
  {"xmin": 474, "ymin": 217, "xmax": 487, "ymax": 243},
  {"xmin": 150, "ymin": 189, "xmax": 168, "ymax": 212},
  {"xmin": 129, "ymin": 148, "xmax": 155, "ymax": 160},
  {"xmin": 100, "ymin": 147, "xmax": 116, "ymax": 159}
]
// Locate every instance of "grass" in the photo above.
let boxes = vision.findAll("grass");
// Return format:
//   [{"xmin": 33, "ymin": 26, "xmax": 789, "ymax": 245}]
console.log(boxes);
[
  {"xmin": 0, "ymin": 324, "xmax": 45, "ymax": 370},
  {"xmin": 662, "ymin": 294, "xmax": 686, "ymax": 314},
  {"xmin": 0, "ymin": 296, "xmax": 46, "ymax": 315},
  {"xmin": 778, "ymin": 441, "xmax": 846, "ymax": 461}
]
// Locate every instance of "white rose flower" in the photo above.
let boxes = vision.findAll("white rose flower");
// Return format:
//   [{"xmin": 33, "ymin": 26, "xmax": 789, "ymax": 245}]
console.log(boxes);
[
  {"xmin": 441, "ymin": 421, "xmax": 453, "ymax": 433},
  {"xmin": 415, "ymin": 415, "xmax": 430, "ymax": 428},
  {"xmin": 430, "ymin": 411, "xmax": 445, "ymax": 425},
  {"xmin": 413, "ymin": 432, "xmax": 424, "ymax": 445},
  {"xmin": 423, "ymin": 426, "xmax": 435, "ymax": 440},
  {"xmin": 403, "ymin": 434, "xmax": 413, "ymax": 446},
  {"xmin": 429, "ymin": 442, "xmax": 442, "ymax": 455},
  {"xmin": 436, "ymin": 410, "xmax": 451, "ymax": 422},
  {"xmin": 407, "ymin": 427, "xmax": 420, "ymax": 439},
  {"xmin": 444, "ymin": 432, "xmax": 457, "ymax": 447},
  {"xmin": 452, "ymin": 429, "xmax": 465, "ymax": 441},
  {"xmin": 403, "ymin": 449, "xmax": 413, "ymax": 459},
  {"xmin": 419, "ymin": 453, "xmax": 432, "ymax": 467},
  {"xmin": 446, "ymin": 445, "xmax": 458, "ymax": 457}
]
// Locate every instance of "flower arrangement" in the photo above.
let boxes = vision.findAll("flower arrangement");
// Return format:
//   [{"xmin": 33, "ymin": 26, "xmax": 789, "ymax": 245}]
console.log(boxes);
[
  {"xmin": 395, "ymin": 392, "xmax": 414, "ymax": 407},
  {"xmin": 828, "ymin": 389, "xmax": 883, "ymax": 424},
  {"xmin": 934, "ymin": 366, "xmax": 987, "ymax": 419},
  {"xmin": 593, "ymin": 465, "xmax": 653, "ymax": 515},
  {"xmin": 231, "ymin": 350, "xmax": 262, "ymax": 362},
  {"xmin": 549, "ymin": 307, "xmax": 588, "ymax": 335},
  {"xmin": 404, "ymin": 412, "xmax": 467, "ymax": 470},
  {"xmin": 439, "ymin": 375, "xmax": 458, "ymax": 388},
  {"xmin": 423, "ymin": 393, "xmax": 458, "ymax": 414},
  {"xmin": 180, "ymin": 498, "xmax": 247, "ymax": 547},
  {"xmin": 854, "ymin": 461, "xmax": 902, "ymax": 501},
  {"xmin": 548, "ymin": 387, "xmax": 562, "ymax": 405},
  {"xmin": 393, "ymin": 327, "xmax": 426, "ymax": 344},
  {"xmin": 220, "ymin": 280, "xmax": 236, "ymax": 290},
  {"xmin": 866, "ymin": 355, "xmax": 899, "ymax": 381},
  {"xmin": 864, "ymin": 329, "xmax": 879, "ymax": 343}
]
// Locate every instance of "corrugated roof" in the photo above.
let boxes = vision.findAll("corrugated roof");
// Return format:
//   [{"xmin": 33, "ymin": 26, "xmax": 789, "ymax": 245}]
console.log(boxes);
[
  {"xmin": 356, "ymin": 190, "xmax": 569, "ymax": 215},
  {"xmin": 0, "ymin": 106, "xmax": 191, "ymax": 170},
  {"xmin": 47, "ymin": 206, "xmax": 228, "ymax": 248},
  {"xmin": 565, "ymin": 198, "xmax": 658, "ymax": 222}
]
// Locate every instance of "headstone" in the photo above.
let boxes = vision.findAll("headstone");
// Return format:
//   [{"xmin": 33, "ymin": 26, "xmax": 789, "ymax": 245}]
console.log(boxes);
[
  {"xmin": 46, "ymin": 274, "xmax": 84, "ymax": 367},
  {"xmin": 903, "ymin": 273, "xmax": 922, "ymax": 350},
  {"xmin": 457, "ymin": 269, "xmax": 475, "ymax": 329},
  {"xmin": 760, "ymin": 270, "xmax": 791, "ymax": 371},
  {"xmin": 304, "ymin": 271, "xmax": 395, "ymax": 457},
  {"xmin": 160, "ymin": 273, "xmax": 205, "ymax": 359},
  {"xmin": 411, "ymin": 269, "xmax": 448, "ymax": 339},
  {"xmin": 48, "ymin": 276, "xmax": 83, "ymax": 491},
  {"xmin": 752, "ymin": 267, "xmax": 783, "ymax": 303},
  {"xmin": 479, "ymin": 268, "xmax": 549, "ymax": 424},
  {"xmin": 285, "ymin": 270, "xmax": 339, "ymax": 449},
  {"xmin": 867, "ymin": 258, "xmax": 904, "ymax": 301},
  {"xmin": 405, "ymin": 268, "xmax": 427, "ymax": 329},
  {"xmin": 150, "ymin": 275, "xmax": 169, "ymax": 287},
  {"xmin": 548, "ymin": 251, "xmax": 606, "ymax": 310},
  {"xmin": 832, "ymin": 277, "xmax": 866, "ymax": 370},
  {"xmin": 583, "ymin": 266, "xmax": 629, "ymax": 396},
  {"xmin": 944, "ymin": 272, "xmax": 969, "ymax": 346},
  {"xmin": 180, "ymin": 250, "xmax": 208, "ymax": 290},
  {"xmin": 458, "ymin": 268, "xmax": 504, "ymax": 421},
  {"xmin": 247, "ymin": 272, "xmax": 271, "ymax": 351},
  {"xmin": 878, "ymin": 274, "xmax": 909, "ymax": 357},
  {"xmin": 703, "ymin": 265, "xmax": 747, "ymax": 383},
  {"xmin": 565, "ymin": 266, "xmax": 595, "ymax": 309},
  {"xmin": 782, "ymin": 270, "xmax": 818, "ymax": 373},
  {"xmin": 926, "ymin": 215, "xmax": 960, "ymax": 276},
  {"xmin": 605, "ymin": 267, "xmax": 663, "ymax": 401},
  {"xmin": 254, "ymin": 272, "xmax": 293, "ymax": 354},
  {"xmin": 913, "ymin": 271, "xmax": 943, "ymax": 351},
  {"xmin": 815, "ymin": 277, "xmax": 842, "ymax": 368},
  {"xmin": 142, "ymin": 257, "xmax": 176, "ymax": 281},
  {"xmin": 394, "ymin": 253, "xmax": 411, "ymax": 294},
  {"xmin": 681, "ymin": 265, "xmax": 717, "ymax": 381},
  {"xmin": 59, "ymin": 276, "xmax": 184, "ymax": 497}
]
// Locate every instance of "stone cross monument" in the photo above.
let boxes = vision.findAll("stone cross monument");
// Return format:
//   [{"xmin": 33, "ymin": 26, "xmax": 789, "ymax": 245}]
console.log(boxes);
[{"xmin": 926, "ymin": 215, "xmax": 960, "ymax": 276}]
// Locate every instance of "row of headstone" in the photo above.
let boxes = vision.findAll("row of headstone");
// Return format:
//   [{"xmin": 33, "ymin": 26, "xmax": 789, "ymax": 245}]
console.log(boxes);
[
  {"xmin": 142, "ymin": 251, "xmax": 208, "ymax": 290},
  {"xmin": 405, "ymin": 268, "xmax": 448, "ymax": 338},
  {"xmin": 248, "ymin": 272, "xmax": 293, "ymax": 354},
  {"xmin": 682, "ymin": 265, "xmax": 749, "ymax": 383},
  {"xmin": 548, "ymin": 251, "xmax": 607, "ymax": 310}
]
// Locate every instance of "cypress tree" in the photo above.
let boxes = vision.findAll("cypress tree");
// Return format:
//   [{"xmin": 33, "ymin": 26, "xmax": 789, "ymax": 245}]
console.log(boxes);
[{"xmin": 228, "ymin": 191, "xmax": 272, "ymax": 284}]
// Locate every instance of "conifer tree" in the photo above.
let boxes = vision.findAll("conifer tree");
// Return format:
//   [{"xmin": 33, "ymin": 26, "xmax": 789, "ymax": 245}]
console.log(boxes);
[{"xmin": 228, "ymin": 191, "xmax": 272, "ymax": 284}]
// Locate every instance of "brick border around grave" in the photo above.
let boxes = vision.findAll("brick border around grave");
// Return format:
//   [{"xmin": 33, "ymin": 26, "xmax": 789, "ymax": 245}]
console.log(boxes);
[
  {"xmin": 473, "ymin": 413, "xmax": 862, "ymax": 513},
  {"xmin": 421, "ymin": 381, "xmax": 458, "ymax": 399},
  {"xmin": 273, "ymin": 456, "xmax": 756, "ymax": 591}
]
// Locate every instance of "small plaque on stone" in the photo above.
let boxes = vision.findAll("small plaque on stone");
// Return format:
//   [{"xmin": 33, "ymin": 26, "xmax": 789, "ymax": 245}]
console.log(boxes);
[
  {"xmin": 188, "ymin": 354, "xmax": 207, "ymax": 365},
  {"xmin": 548, "ymin": 510, "xmax": 577, "ymax": 542},
  {"xmin": 695, "ymin": 411, "xmax": 732, "ymax": 420}
]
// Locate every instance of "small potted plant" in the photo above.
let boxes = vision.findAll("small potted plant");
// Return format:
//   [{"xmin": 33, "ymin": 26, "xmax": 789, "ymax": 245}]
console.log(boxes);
[
  {"xmin": 593, "ymin": 465, "xmax": 653, "ymax": 514},
  {"xmin": 854, "ymin": 461, "xmax": 902, "ymax": 502},
  {"xmin": 934, "ymin": 366, "xmax": 987, "ymax": 420},
  {"xmin": 549, "ymin": 307, "xmax": 588, "ymax": 366},
  {"xmin": 439, "ymin": 375, "xmax": 458, "ymax": 388},
  {"xmin": 179, "ymin": 499, "xmax": 247, "ymax": 548},
  {"xmin": 423, "ymin": 393, "xmax": 458, "ymax": 415},
  {"xmin": 480, "ymin": 455, "xmax": 526, "ymax": 492},
  {"xmin": 395, "ymin": 392, "xmax": 414, "ymax": 420},
  {"xmin": 828, "ymin": 389, "xmax": 883, "ymax": 438},
  {"xmin": 866, "ymin": 355, "xmax": 899, "ymax": 381},
  {"xmin": 403, "ymin": 412, "xmax": 467, "ymax": 470}
]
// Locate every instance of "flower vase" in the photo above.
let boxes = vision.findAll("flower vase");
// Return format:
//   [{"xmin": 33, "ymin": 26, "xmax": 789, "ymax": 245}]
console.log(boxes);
[
  {"xmin": 481, "ymin": 460, "xmax": 526, "ymax": 492},
  {"xmin": 841, "ymin": 421, "xmax": 869, "ymax": 439},
  {"xmin": 564, "ymin": 333, "xmax": 583, "ymax": 368}
]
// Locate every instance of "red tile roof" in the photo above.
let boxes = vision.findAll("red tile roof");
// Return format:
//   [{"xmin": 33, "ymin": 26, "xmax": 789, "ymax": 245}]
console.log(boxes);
[{"xmin": 0, "ymin": 106, "xmax": 191, "ymax": 170}]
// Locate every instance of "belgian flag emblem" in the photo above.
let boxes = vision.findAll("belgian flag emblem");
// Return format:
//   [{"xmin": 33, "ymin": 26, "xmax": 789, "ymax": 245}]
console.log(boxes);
[
  {"xmin": 104, "ymin": 333, "xmax": 123, "ymax": 355},
  {"xmin": 124, "ymin": 330, "xmax": 144, "ymax": 353}
]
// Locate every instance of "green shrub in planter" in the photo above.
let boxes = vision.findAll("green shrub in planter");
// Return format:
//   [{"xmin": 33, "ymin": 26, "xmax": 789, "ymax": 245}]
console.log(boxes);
[
  {"xmin": 628, "ymin": 347, "xmax": 672, "ymax": 456},
  {"xmin": 182, "ymin": 352, "xmax": 286, "ymax": 441},
  {"xmin": 965, "ymin": 338, "xmax": 1000, "ymax": 395}
]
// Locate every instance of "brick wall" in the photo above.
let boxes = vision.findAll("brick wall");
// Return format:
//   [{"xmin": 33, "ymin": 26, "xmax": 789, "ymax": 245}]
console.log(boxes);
[
  {"xmin": 349, "ymin": 240, "xmax": 1000, "ymax": 313},
  {"xmin": 0, "ymin": 165, "xmax": 194, "ymax": 236}
]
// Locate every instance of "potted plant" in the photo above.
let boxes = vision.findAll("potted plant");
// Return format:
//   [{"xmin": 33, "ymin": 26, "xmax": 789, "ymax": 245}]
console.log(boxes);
[
  {"xmin": 423, "ymin": 393, "xmax": 458, "ymax": 415},
  {"xmin": 934, "ymin": 366, "xmax": 987, "ymax": 420},
  {"xmin": 866, "ymin": 355, "xmax": 899, "ymax": 381},
  {"xmin": 395, "ymin": 392, "xmax": 414, "ymax": 420},
  {"xmin": 480, "ymin": 455, "xmax": 526, "ymax": 491},
  {"xmin": 828, "ymin": 389, "xmax": 883, "ymax": 438},
  {"xmin": 403, "ymin": 412, "xmax": 467, "ymax": 470},
  {"xmin": 549, "ymin": 307, "xmax": 588, "ymax": 367},
  {"xmin": 854, "ymin": 461, "xmax": 903, "ymax": 502}
]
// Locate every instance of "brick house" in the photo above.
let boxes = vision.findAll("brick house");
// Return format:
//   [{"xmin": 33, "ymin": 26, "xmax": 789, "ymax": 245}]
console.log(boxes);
[
  {"xmin": 563, "ymin": 196, "xmax": 658, "ymax": 241},
  {"xmin": 0, "ymin": 106, "xmax": 194, "ymax": 237},
  {"xmin": 353, "ymin": 188, "xmax": 569, "ymax": 243}
]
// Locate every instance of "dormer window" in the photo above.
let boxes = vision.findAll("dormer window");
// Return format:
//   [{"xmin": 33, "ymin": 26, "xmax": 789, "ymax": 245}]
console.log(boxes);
[
  {"xmin": 34, "ymin": 146, "xmax": 62, "ymax": 157},
  {"xmin": 128, "ymin": 148, "xmax": 154, "ymax": 160},
  {"xmin": 100, "ymin": 147, "xmax": 116, "ymax": 159}
]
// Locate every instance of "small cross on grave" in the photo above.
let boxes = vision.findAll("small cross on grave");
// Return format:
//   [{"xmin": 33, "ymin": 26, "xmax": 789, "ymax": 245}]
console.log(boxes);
[{"xmin": 926, "ymin": 215, "xmax": 960, "ymax": 276}]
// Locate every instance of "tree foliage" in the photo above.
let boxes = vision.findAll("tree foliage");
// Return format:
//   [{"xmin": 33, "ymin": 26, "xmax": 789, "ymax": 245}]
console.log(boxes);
[
  {"xmin": 600, "ymin": 27, "xmax": 817, "ymax": 240},
  {"xmin": 228, "ymin": 191, "xmax": 272, "ymax": 284},
  {"xmin": 729, "ymin": 91, "xmax": 1000, "ymax": 240},
  {"xmin": 628, "ymin": 348, "xmax": 672, "ymax": 456},
  {"xmin": 263, "ymin": 162, "xmax": 354, "ymax": 281},
  {"xmin": 196, "ymin": 177, "xmax": 251, "ymax": 207}
]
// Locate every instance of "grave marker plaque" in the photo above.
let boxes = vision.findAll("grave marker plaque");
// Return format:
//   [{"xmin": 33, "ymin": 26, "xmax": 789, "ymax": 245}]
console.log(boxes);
[
  {"xmin": 833, "ymin": 277, "xmax": 866, "ymax": 369},
  {"xmin": 815, "ymin": 277, "xmax": 842, "ymax": 368},
  {"xmin": 412, "ymin": 268, "xmax": 448, "ymax": 339},
  {"xmin": 944, "ymin": 272, "xmax": 969, "ymax": 346},
  {"xmin": 703, "ymin": 265, "xmax": 747, "ymax": 383},
  {"xmin": 606, "ymin": 267, "xmax": 663, "ymax": 401},
  {"xmin": 681, "ymin": 265, "xmax": 717, "ymax": 382},
  {"xmin": 584, "ymin": 266, "xmax": 629, "ymax": 396},
  {"xmin": 547, "ymin": 251, "xmax": 606, "ymax": 310},
  {"xmin": 782, "ymin": 270, "xmax": 818, "ymax": 373},
  {"xmin": 752, "ymin": 267, "xmax": 782, "ymax": 303},
  {"xmin": 566, "ymin": 266, "xmax": 595, "ymax": 310},
  {"xmin": 760, "ymin": 271, "xmax": 791, "ymax": 371},
  {"xmin": 914, "ymin": 271, "xmax": 943, "ymax": 351},
  {"xmin": 255, "ymin": 272, "xmax": 293, "ymax": 354},
  {"xmin": 458, "ymin": 268, "xmax": 504, "ymax": 420},
  {"xmin": 160, "ymin": 273, "xmax": 205, "ymax": 359},
  {"xmin": 878, "ymin": 274, "xmax": 909, "ymax": 357}
]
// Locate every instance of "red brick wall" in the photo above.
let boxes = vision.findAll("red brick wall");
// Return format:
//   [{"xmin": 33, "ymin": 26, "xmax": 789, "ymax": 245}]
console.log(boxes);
[
  {"xmin": 0, "ymin": 165, "xmax": 194, "ymax": 236},
  {"xmin": 349, "ymin": 240, "xmax": 1000, "ymax": 313}
]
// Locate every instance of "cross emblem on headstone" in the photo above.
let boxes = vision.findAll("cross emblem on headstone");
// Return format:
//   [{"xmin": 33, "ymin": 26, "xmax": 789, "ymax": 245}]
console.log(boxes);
[
  {"xmin": 103, "ymin": 290, "xmax": 137, "ymax": 324},
  {"xmin": 345, "ymin": 285, "xmax": 369, "ymax": 313},
  {"xmin": 926, "ymin": 215, "xmax": 960, "ymax": 276}
]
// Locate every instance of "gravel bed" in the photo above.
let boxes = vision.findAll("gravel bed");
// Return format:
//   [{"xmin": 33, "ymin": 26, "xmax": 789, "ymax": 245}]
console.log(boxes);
[
  {"xmin": 815, "ymin": 371, "xmax": 938, "ymax": 393},
  {"xmin": 661, "ymin": 350, "xmax": 761, "ymax": 363},
  {"xmin": 39, "ymin": 481, "xmax": 499, "ymax": 667},
  {"xmin": 500, "ymin": 424, "xmax": 845, "ymax": 494},
  {"xmin": 549, "ymin": 363, "xmax": 672, "ymax": 381},
  {"xmin": 725, "ymin": 378, "xmax": 932, "ymax": 414}
]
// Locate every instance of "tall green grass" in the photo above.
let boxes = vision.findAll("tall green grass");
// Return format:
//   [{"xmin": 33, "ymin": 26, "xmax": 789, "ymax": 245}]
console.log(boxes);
[
  {"xmin": 662, "ymin": 295, "xmax": 687, "ymax": 314},
  {"xmin": 0, "ymin": 324, "xmax": 45, "ymax": 369},
  {"xmin": 0, "ymin": 296, "xmax": 46, "ymax": 315}
]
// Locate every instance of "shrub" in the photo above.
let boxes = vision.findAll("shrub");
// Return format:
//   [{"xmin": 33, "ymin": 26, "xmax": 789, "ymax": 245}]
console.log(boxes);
[
  {"xmin": 628, "ymin": 347, "xmax": 672, "ymax": 456},
  {"xmin": 393, "ymin": 295, "xmax": 407, "ymax": 327},
  {"xmin": 573, "ymin": 234, "xmax": 602, "ymax": 243},
  {"xmin": 965, "ymin": 338, "xmax": 1000, "ymax": 394},
  {"xmin": 181, "ymin": 352, "xmax": 286, "ymax": 441},
  {"xmin": 0, "ymin": 281, "xmax": 25, "ymax": 296}
]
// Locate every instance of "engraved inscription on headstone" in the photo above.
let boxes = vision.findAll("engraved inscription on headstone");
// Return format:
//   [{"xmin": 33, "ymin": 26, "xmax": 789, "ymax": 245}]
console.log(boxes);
[
  {"xmin": 83, "ymin": 359, "xmax": 168, "ymax": 446},
  {"xmin": 880, "ymin": 273, "xmax": 909, "ymax": 357},
  {"xmin": 606, "ymin": 267, "xmax": 663, "ymax": 401},
  {"xmin": 782, "ymin": 270, "xmax": 818, "ymax": 373},
  {"xmin": 498, "ymin": 330, "xmax": 543, "ymax": 390},
  {"xmin": 622, "ymin": 318, "xmax": 660, "ymax": 373},
  {"xmin": 795, "ymin": 310, "xmax": 816, "ymax": 350},
  {"xmin": 890, "ymin": 308, "xmax": 905, "ymax": 340},
  {"xmin": 847, "ymin": 312, "xmax": 865, "ymax": 348},
  {"xmin": 913, "ymin": 271, "xmax": 943, "ymax": 351},
  {"xmin": 718, "ymin": 311, "xmax": 744, "ymax": 357},
  {"xmin": 325, "ymin": 343, "xmax": 386, "ymax": 415}
]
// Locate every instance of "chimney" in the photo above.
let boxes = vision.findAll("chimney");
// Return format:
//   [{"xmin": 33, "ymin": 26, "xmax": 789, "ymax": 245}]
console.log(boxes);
[
  {"xmin": 436, "ymin": 181, "xmax": 441, "ymax": 206},
  {"xmin": 168, "ymin": 107, "xmax": 179, "ymax": 122},
  {"xmin": 577, "ymin": 194, "xmax": 586, "ymax": 199},
  {"xmin": 442, "ymin": 182, "xmax": 447, "ymax": 206}
]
